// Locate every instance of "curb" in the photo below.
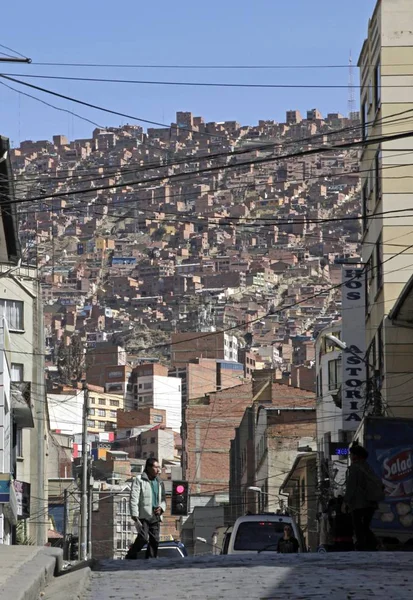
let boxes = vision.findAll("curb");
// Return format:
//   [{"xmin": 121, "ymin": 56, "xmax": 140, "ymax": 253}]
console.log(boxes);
[
  {"xmin": 0, "ymin": 548, "xmax": 62, "ymax": 600},
  {"xmin": 41, "ymin": 567, "xmax": 92, "ymax": 600}
]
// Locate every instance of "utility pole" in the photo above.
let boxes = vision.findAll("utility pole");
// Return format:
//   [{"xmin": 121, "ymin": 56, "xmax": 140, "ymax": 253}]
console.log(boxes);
[
  {"xmin": 87, "ymin": 459, "xmax": 93, "ymax": 558},
  {"xmin": 63, "ymin": 488, "xmax": 68, "ymax": 560},
  {"xmin": 80, "ymin": 381, "xmax": 89, "ymax": 561}
]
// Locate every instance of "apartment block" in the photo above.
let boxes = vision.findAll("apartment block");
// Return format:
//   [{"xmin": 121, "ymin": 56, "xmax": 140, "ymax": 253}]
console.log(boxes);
[{"xmin": 359, "ymin": 0, "xmax": 413, "ymax": 417}]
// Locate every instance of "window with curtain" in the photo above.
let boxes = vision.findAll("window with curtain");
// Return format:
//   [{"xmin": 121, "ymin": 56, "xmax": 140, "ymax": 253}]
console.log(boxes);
[
  {"xmin": 0, "ymin": 300, "xmax": 24, "ymax": 331},
  {"xmin": 11, "ymin": 363, "xmax": 24, "ymax": 382}
]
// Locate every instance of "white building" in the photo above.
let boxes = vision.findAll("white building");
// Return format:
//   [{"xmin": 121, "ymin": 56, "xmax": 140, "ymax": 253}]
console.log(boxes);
[
  {"xmin": 131, "ymin": 364, "xmax": 182, "ymax": 432},
  {"xmin": 0, "ymin": 136, "xmax": 46, "ymax": 545},
  {"xmin": 0, "ymin": 322, "xmax": 17, "ymax": 544},
  {"xmin": 48, "ymin": 391, "xmax": 84, "ymax": 435},
  {"xmin": 137, "ymin": 374, "xmax": 181, "ymax": 433},
  {"xmin": 315, "ymin": 321, "xmax": 348, "ymax": 498}
]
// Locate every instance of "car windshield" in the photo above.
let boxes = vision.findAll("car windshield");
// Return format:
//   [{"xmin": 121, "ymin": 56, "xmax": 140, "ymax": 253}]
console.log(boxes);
[{"xmin": 233, "ymin": 521, "xmax": 288, "ymax": 551}]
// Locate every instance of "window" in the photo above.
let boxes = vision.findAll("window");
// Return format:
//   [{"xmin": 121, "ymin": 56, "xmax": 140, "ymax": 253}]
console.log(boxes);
[
  {"xmin": 376, "ymin": 235, "xmax": 383, "ymax": 292},
  {"xmin": 153, "ymin": 415, "xmax": 163, "ymax": 423},
  {"xmin": 98, "ymin": 409, "xmax": 106, "ymax": 417},
  {"xmin": 0, "ymin": 300, "xmax": 24, "ymax": 331},
  {"xmin": 150, "ymin": 437, "xmax": 156, "ymax": 444},
  {"xmin": 16, "ymin": 428, "xmax": 23, "ymax": 458},
  {"xmin": 233, "ymin": 521, "xmax": 288, "ymax": 551},
  {"xmin": 110, "ymin": 410, "xmax": 117, "ymax": 418},
  {"xmin": 374, "ymin": 148, "xmax": 382, "ymax": 201},
  {"xmin": 361, "ymin": 100, "xmax": 368, "ymax": 140},
  {"xmin": 377, "ymin": 322, "xmax": 384, "ymax": 380},
  {"xmin": 89, "ymin": 408, "xmax": 95, "ymax": 416},
  {"xmin": 110, "ymin": 399, "xmax": 120, "ymax": 407},
  {"xmin": 328, "ymin": 359, "xmax": 339, "ymax": 390},
  {"xmin": 87, "ymin": 419, "xmax": 95, "ymax": 428},
  {"xmin": 374, "ymin": 60, "xmax": 381, "ymax": 109},
  {"xmin": 366, "ymin": 255, "xmax": 374, "ymax": 315},
  {"xmin": 99, "ymin": 398, "xmax": 106, "ymax": 405},
  {"xmin": 368, "ymin": 81, "xmax": 373, "ymax": 108},
  {"xmin": 11, "ymin": 363, "xmax": 24, "ymax": 382},
  {"xmin": 143, "ymin": 382, "xmax": 152, "ymax": 390},
  {"xmin": 362, "ymin": 182, "xmax": 368, "ymax": 232},
  {"xmin": 138, "ymin": 383, "xmax": 143, "ymax": 389},
  {"xmin": 116, "ymin": 497, "xmax": 133, "ymax": 553}
]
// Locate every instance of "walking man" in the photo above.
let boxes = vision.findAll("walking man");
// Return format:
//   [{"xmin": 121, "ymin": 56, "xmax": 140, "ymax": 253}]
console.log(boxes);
[
  {"xmin": 343, "ymin": 444, "xmax": 384, "ymax": 551},
  {"xmin": 125, "ymin": 457, "xmax": 166, "ymax": 559}
]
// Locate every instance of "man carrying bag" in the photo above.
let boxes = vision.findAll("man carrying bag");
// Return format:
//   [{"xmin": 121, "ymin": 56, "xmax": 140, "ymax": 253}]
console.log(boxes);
[{"xmin": 125, "ymin": 457, "xmax": 166, "ymax": 559}]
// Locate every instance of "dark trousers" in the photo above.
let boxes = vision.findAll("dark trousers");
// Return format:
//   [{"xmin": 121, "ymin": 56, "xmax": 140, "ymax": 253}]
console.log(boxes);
[
  {"xmin": 352, "ymin": 506, "xmax": 377, "ymax": 551},
  {"xmin": 126, "ymin": 518, "xmax": 160, "ymax": 559}
]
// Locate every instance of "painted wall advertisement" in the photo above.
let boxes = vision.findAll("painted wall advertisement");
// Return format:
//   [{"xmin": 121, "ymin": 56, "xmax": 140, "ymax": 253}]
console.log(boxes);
[
  {"xmin": 364, "ymin": 419, "xmax": 413, "ymax": 533},
  {"xmin": 341, "ymin": 266, "xmax": 366, "ymax": 431}
]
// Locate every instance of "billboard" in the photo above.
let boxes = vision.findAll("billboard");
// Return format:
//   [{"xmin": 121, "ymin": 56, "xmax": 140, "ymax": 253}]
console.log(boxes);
[
  {"xmin": 341, "ymin": 266, "xmax": 366, "ymax": 431},
  {"xmin": 365, "ymin": 419, "xmax": 413, "ymax": 533}
]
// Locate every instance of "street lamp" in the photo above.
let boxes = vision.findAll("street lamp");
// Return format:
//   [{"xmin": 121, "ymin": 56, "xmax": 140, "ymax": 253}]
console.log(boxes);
[
  {"xmin": 325, "ymin": 334, "xmax": 347, "ymax": 352},
  {"xmin": 247, "ymin": 486, "xmax": 264, "ymax": 512}
]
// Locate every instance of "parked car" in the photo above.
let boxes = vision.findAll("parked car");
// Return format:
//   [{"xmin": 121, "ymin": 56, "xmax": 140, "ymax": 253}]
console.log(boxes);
[
  {"xmin": 134, "ymin": 541, "xmax": 188, "ymax": 559},
  {"xmin": 227, "ymin": 514, "xmax": 306, "ymax": 554}
]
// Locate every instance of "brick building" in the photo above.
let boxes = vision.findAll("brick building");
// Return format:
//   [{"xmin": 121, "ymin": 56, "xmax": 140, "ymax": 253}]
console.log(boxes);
[
  {"xmin": 229, "ymin": 385, "xmax": 316, "ymax": 528},
  {"xmin": 171, "ymin": 331, "xmax": 239, "ymax": 366}
]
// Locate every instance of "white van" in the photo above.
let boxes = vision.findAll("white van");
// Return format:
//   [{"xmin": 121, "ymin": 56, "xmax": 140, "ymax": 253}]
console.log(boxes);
[{"xmin": 227, "ymin": 514, "xmax": 306, "ymax": 554}]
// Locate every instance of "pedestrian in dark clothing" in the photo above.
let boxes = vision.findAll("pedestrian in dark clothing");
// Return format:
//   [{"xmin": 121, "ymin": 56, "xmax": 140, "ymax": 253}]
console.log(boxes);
[
  {"xmin": 343, "ymin": 444, "xmax": 384, "ymax": 551},
  {"xmin": 277, "ymin": 525, "xmax": 299, "ymax": 553},
  {"xmin": 125, "ymin": 457, "xmax": 166, "ymax": 559}
]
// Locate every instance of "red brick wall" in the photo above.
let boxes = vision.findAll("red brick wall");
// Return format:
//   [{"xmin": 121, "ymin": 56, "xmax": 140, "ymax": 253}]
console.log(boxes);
[
  {"xmin": 185, "ymin": 382, "xmax": 253, "ymax": 495},
  {"xmin": 117, "ymin": 408, "xmax": 166, "ymax": 429}
]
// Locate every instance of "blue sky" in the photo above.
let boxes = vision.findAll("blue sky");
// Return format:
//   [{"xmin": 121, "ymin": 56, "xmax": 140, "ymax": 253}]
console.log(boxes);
[{"xmin": 0, "ymin": 0, "xmax": 377, "ymax": 145}]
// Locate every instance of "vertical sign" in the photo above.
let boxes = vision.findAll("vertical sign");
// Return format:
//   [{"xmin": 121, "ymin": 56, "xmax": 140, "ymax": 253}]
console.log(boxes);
[{"xmin": 341, "ymin": 266, "xmax": 366, "ymax": 430}]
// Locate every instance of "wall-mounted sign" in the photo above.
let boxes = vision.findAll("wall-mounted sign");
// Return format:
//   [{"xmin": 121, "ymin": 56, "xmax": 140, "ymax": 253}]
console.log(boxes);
[{"xmin": 341, "ymin": 266, "xmax": 366, "ymax": 431}]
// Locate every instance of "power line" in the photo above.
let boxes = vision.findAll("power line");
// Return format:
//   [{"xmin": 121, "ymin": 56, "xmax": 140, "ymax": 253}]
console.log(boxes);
[
  {"xmin": 5, "ymin": 72, "xmax": 413, "ymax": 89},
  {"xmin": 0, "ymin": 80, "xmax": 104, "ymax": 129},
  {"xmin": 0, "ymin": 73, "xmax": 227, "ymax": 141},
  {"xmin": 5, "ymin": 122, "xmax": 413, "ymax": 207},
  {"xmin": 0, "ymin": 43, "xmax": 29, "ymax": 59},
  {"xmin": 7, "ymin": 97, "xmax": 413, "ymax": 191},
  {"xmin": 29, "ymin": 61, "xmax": 413, "ymax": 70}
]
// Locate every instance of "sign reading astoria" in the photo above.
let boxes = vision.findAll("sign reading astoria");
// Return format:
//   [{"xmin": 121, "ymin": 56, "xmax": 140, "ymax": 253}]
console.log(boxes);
[{"xmin": 341, "ymin": 266, "xmax": 366, "ymax": 431}]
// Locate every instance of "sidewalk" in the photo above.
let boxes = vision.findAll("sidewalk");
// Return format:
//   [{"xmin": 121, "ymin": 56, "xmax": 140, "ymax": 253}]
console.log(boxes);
[{"xmin": 0, "ymin": 545, "xmax": 62, "ymax": 600}]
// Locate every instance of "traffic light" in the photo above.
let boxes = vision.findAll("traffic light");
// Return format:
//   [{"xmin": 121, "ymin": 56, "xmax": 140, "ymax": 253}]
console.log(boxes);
[
  {"xmin": 69, "ymin": 535, "xmax": 79, "ymax": 561},
  {"xmin": 171, "ymin": 480, "xmax": 189, "ymax": 516}
]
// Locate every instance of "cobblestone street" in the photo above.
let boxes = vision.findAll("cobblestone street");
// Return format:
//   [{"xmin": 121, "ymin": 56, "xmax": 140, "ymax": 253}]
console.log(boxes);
[{"xmin": 84, "ymin": 553, "xmax": 413, "ymax": 600}]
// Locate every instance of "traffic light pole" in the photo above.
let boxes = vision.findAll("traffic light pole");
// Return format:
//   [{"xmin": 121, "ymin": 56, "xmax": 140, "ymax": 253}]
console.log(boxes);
[{"xmin": 80, "ymin": 382, "xmax": 89, "ymax": 561}]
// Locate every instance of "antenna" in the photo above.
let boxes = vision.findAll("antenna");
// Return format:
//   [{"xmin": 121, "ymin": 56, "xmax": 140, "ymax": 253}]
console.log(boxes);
[{"xmin": 348, "ymin": 50, "xmax": 355, "ymax": 118}]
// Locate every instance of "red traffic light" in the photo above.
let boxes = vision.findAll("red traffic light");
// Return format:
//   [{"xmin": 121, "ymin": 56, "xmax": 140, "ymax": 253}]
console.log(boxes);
[{"xmin": 176, "ymin": 484, "xmax": 185, "ymax": 494}]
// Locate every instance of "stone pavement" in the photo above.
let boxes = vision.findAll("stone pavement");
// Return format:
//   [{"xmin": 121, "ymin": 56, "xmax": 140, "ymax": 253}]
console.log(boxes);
[
  {"xmin": 0, "ymin": 545, "xmax": 62, "ymax": 600},
  {"xmin": 84, "ymin": 552, "xmax": 413, "ymax": 600}
]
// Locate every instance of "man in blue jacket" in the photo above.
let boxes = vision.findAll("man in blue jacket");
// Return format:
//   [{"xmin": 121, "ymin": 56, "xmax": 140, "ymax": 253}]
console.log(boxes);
[{"xmin": 125, "ymin": 457, "xmax": 166, "ymax": 559}]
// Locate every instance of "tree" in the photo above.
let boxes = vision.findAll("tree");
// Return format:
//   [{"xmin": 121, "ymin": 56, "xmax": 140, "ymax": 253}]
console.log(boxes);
[{"xmin": 57, "ymin": 334, "xmax": 85, "ymax": 384}]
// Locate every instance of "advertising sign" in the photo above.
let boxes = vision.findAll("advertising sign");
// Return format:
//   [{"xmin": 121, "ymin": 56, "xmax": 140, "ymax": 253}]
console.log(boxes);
[
  {"xmin": 341, "ymin": 266, "xmax": 366, "ymax": 431},
  {"xmin": 365, "ymin": 419, "xmax": 413, "ymax": 532},
  {"xmin": 14, "ymin": 480, "xmax": 31, "ymax": 519}
]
